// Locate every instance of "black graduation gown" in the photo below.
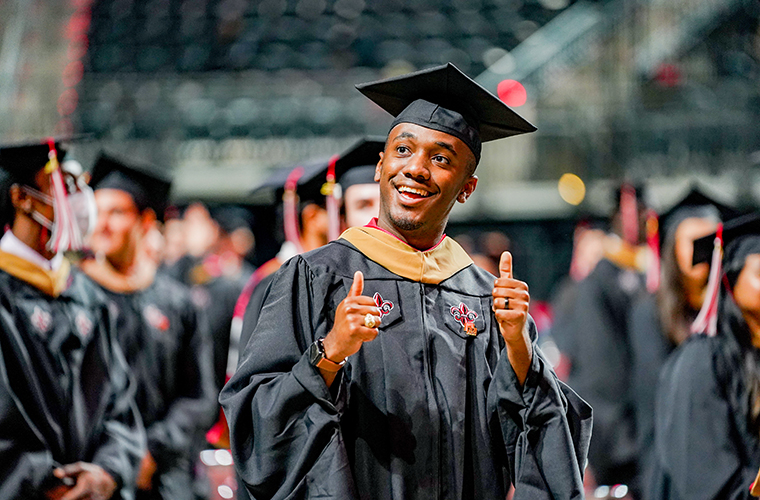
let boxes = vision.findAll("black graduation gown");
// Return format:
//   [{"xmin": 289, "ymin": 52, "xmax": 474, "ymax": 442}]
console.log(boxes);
[
  {"xmin": 627, "ymin": 294, "xmax": 677, "ymax": 490},
  {"xmin": 650, "ymin": 335, "xmax": 760, "ymax": 500},
  {"xmin": 96, "ymin": 274, "xmax": 218, "ymax": 499},
  {"xmin": 221, "ymin": 227, "xmax": 592, "ymax": 500},
  {"xmin": 0, "ymin": 260, "xmax": 144, "ymax": 499},
  {"xmin": 563, "ymin": 257, "xmax": 644, "ymax": 487}
]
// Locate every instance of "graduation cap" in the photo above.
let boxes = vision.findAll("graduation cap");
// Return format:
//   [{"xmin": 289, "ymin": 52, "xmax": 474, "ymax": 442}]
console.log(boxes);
[
  {"xmin": 355, "ymin": 63, "xmax": 536, "ymax": 163},
  {"xmin": 0, "ymin": 138, "xmax": 93, "ymax": 252},
  {"xmin": 89, "ymin": 153, "xmax": 172, "ymax": 220},
  {"xmin": 0, "ymin": 141, "xmax": 68, "ymax": 185},
  {"xmin": 338, "ymin": 137, "xmax": 384, "ymax": 190},
  {"xmin": 690, "ymin": 213, "xmax": 760, "ymax": 336},
  {"xmin": 659, "ymin": 187, "xmax": 737, "ymax": 245}
]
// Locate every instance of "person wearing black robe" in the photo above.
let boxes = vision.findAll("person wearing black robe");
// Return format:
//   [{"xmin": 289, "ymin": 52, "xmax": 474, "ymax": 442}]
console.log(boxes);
[
  {"xmin": 560, "ymin": 183, "xmax": 649, "ymax": 491},
  {"xmin": 221, "ymin": 63, "xmax": 592, "ymax": 500},
  {"xmin": 80, "ymin": 153, "xmax": 217, "ymax": 500},
  {"xmin": 0, "ymin": 140, "xmax": 144, "ymax": 499},
  {"xmin": 650, "ymin": 213, "xmax": 760, "ymax": 499},
  {"xmin": 627, "ymin": 188, "xmax": 732, "ymax": 492}
]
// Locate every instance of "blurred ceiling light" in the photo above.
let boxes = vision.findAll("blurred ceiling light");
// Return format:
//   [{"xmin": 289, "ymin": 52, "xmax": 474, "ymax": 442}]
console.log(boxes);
[
  {"xmin": 497, "ymin": 79, "xmax": 527, "ymax": 107},
  {"xmin": 558, "ymin": 173, "xmax": 586, "ymax": 206},
  {"xmin": 482, "ymin": 47, "xmax": 508, "ymax": 68}
]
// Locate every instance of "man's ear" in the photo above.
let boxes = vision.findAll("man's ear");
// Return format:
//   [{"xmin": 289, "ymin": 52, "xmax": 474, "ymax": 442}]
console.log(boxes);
[
  {"xmin": 374, "ymin": 152, "xmax": 384, "ymax": 182},
  {"xmin": 457, "ymin": 175, "xmax": 478, "ymax": 203},
  {"xmin": 140, "ymin": 208, "xmax": 157, "ymax": 233},
  {"xmin": 9, "ymin": 185, "xmax": 32, "ymax": 213}
]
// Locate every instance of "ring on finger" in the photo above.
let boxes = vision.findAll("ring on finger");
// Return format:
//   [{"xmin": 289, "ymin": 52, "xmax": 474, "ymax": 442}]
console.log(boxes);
[
  {"xmin": 364, "ymin": 313, "xmax": 378, "ymax": 328},
  {"xmin": 502, "ymin": 297, "xmax": 510, "ymax": 309}
]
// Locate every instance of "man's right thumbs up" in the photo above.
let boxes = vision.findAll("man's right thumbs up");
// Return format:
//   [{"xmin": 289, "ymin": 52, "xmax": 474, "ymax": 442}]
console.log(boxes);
[{"xmin": 320, "ymin": 270, "xmax": 381, "ymax": 386}]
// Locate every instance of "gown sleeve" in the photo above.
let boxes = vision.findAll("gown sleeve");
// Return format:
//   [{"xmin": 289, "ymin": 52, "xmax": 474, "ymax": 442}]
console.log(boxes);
[
  {"xmin": 652, "ymin": 336, "xmax": 759, "ymax": 500},
  {"xmin": 219, "ymin": 256, "xmax": 358, "ymax": 500},
  {"xmin": 487, "ymin": 319, "xmax": 593, "ymax": 500},
  {"xmin": 146, "ymin": 291, "xmax": 218, "ymax": 468}
]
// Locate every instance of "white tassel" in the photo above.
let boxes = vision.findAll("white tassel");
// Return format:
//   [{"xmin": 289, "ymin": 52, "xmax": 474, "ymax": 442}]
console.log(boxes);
[
  {"xmin": 45, "ymin": 140, "xmax": 83, "ymax": 253},
  {"xmin": 691, "ymin": 224, "xmax": 723, "ymax": 336}
]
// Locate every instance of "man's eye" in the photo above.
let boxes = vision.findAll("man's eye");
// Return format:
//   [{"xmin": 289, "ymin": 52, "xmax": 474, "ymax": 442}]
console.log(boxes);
[
  {"xmin": 433, "ymin": 155, "xmax": 449, "ymax": 164},
  {"xmin": 396, "ymin": 145, "xmax": 409, "ymax": 154}
]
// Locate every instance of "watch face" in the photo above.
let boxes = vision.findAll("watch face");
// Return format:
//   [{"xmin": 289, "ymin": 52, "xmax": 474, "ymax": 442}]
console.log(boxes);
[{"xmin": 308, "ymin": 340, "xmax": 323, "ymax": 366}]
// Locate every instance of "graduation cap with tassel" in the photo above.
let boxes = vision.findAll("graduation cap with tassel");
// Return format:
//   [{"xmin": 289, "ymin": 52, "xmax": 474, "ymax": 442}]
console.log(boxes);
[
  {"xmin": 691, "ymin": 212, "xmax": 760, "ymax": 336},
  {"xmin": 0, "ymin": 137, "xmax": 86, "ymax": 253}
]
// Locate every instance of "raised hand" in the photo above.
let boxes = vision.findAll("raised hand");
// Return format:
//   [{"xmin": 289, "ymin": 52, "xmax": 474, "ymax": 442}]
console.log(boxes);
[
  {"xmin": 492, "ymin": 251, "xmax": 533, "ymax": 384},
  {"xmin": 320, "ymin": 271, "xmax": 381, "ymax": 383}
]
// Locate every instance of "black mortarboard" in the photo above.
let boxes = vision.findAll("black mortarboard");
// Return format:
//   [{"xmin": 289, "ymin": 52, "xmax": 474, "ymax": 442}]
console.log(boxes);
[
  {"xmin": 337, "ymin": 137, "xmax": 384, "ymax": 190},
  {"xmin": 251, "ymin": 138, "xmax": 387, "ymax": 206},
  {"xmin": 355, "ymin": 63, "xmax": 536, "ymax": 163},
  {"xmin": 0, "ymin": 141, "xmax": 67, "ymax": 185},
  {"xmin": 659, "ymin": 187, "xmax": 737, "ymax": 246},
  {"xmin": 693, "ymin": 213, "xmax": 760, "ymax": 267},
  {"xmin": 89, "ymin": 153, "xmax": 172, "ymax": 220},
  {"xmin": 210, "ymin": 205, "xmax": 254, "ymax": 234},
  {"xmin": 250, "ymin": 160, "xmax": 329, "ymax": 207}
]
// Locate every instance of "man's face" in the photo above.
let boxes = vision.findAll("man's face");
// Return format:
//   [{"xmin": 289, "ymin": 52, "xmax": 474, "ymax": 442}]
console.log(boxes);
[
  {"xmin": 89, "ymin": 188, "xmax": 142, "ymax": 259},
  {"xmin": 343, "ymin": 183, "xmax": 380, "ymax": 229},
  {"xmin": 375, "ymin": 122, "xmax": 477, "ymax": 238}
]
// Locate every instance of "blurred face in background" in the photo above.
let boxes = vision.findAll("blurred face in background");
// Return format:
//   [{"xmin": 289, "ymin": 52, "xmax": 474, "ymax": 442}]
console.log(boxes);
[
  {"xmin": 674, "ymin": 217, "xmax": 718, "ymax": 308},
  {"xmin": 162, "ymin": 218, "xmax": 187, "ymax": 265},
  {"xmin": 183, "ymin": 203, "xmax": 219, "ymax": 257},
  {"xmin": 733, "ymin": 253, "xmax": 760, "ymax": 343},
  {"xmin": 343, "ymin": 183, "xmax": 380, "ymax": 229},
  {"xmin": 90, "ymin": 188, "xmax": 144, "ymax": 264}
]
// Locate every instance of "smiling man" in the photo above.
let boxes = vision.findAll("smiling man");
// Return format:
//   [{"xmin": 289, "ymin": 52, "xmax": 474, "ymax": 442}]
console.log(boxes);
[{"xmin": 221, "ymin": 63, "xmax": 592, "ymax": 500}]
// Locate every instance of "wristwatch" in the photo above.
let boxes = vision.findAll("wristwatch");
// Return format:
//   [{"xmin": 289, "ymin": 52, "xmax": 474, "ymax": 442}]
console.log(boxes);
[{"xmin": 308, "ymin": 338, "xmax": 346, "ymax": 372}]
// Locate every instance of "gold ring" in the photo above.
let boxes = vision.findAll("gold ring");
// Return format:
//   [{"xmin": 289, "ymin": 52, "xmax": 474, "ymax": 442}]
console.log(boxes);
[{"xmin": 364, "ymin": 313, "xmax": 377, "ymax": 328}]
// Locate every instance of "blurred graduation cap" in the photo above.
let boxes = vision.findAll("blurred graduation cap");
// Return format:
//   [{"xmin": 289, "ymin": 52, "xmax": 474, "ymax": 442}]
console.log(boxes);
[
  {"xmin": 356, "ymin": 63, "xmax": 535, "ymax": 163},
  {"xmin": 0, "ymin": 140, "xmax": 68, "ymax": 185},
  {"xmin": 691, "ymin": 212, "xmax": 760, "ymax": 336},
  {"xmin": 89, "ymin": 152, "xmax": 172, "ymax": 220},
  {"xmin": 209, "ymin": 205, "xmax": 254, "ymax": 234},
  {"xmin": 659, "ymin": 187, "xmax": 737, "ymax": 246},
  {"xmin": 249, "ymin": 137, "xmax": 386, "ymax": 207},
  {"xmin": 338, "ymin": 137, "xmax": 384, "ymax": 190}
]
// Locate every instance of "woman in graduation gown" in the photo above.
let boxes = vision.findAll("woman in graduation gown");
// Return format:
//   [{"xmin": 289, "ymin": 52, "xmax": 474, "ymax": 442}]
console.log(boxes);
[
  {"xmin": 628, "ymin": 189, "xmax": 727, "ymax": 490},
  {"xmin": 650, "ymin": 213, "xmax": 760, "ymax": 499},
  {"xmin": 221, "ymin": 64, "xmax": 592, "ymax": 500}
]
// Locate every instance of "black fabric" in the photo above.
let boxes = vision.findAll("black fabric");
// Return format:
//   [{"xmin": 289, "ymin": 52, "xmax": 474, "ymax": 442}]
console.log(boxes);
[
  {"xmin": 562, "ymin": 258, "xmax": 645, "ymax": 488},
  {"xmin": 0, "ymin": 267, "xmax": 144, "ymax": 499},
  {"xmin": 220, "ymin": 239, "xmax": 592, "ymax": 500},
  {"xmin": 96, "ymin": 274, "xmax": 217, "ymax": 499},
  {"xmin": 628, "ymin": 293, "xmax": 678, "ymax": 494},
  {"xmin": 649, "ymin": 334, "xmax": 760, "ymax": 500}
]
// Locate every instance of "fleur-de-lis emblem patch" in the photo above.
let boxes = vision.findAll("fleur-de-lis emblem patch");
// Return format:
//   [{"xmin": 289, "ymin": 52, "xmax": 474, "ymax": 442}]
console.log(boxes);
[
  {"xmin": 75, "ymin": 312, "xmax": 92, "ymax": 338},
  {"xmin": 31, "ymin": 306, "xmax": 52, "ymax": 335},
  {"xmin": 373, "ymin": 292, "xmax": 393, "ymax": 318},
  {"xmin": 450, "ymin": 303, "xmax": 478, "ymax": 336},
  {"xmin": 143, "ymin": 305, "xmax": 170, "ymax": 332}
]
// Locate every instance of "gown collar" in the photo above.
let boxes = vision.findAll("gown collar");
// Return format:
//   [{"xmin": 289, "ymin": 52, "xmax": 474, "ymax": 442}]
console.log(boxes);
[
  {"xmin": 340, "ymin": 222, "xmax": 473, "ymax": 284},
  {"xmin": 0, "ymin": 248, "xmax": 71, "ymax": 297}
]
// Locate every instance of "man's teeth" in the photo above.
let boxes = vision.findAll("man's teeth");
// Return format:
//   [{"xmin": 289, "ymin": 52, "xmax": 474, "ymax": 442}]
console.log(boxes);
[{"xmin": 398, "ymin": 186, "xmax": 430, "ymax": 197}]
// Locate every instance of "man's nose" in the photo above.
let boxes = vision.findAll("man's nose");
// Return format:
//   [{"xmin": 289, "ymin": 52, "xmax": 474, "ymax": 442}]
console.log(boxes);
[{"xmin": 402, "ymin": 153, "xmax": 430, "ymax": 181}]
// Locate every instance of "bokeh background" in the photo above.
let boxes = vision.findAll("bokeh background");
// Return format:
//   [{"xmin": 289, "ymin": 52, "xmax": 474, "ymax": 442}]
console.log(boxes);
[{"xmin": 1, "ymin": 0, "xmax": 759, "ymax": 300}]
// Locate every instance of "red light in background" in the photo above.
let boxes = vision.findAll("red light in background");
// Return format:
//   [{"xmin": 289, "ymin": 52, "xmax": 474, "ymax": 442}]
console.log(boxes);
[
  {"xmin": 497, "ymin": 79, "xmax": 527, "ymax": 107},
  {"xmin": 57, "ymin": 88, "xmax": 79, "ymax": 116}
]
